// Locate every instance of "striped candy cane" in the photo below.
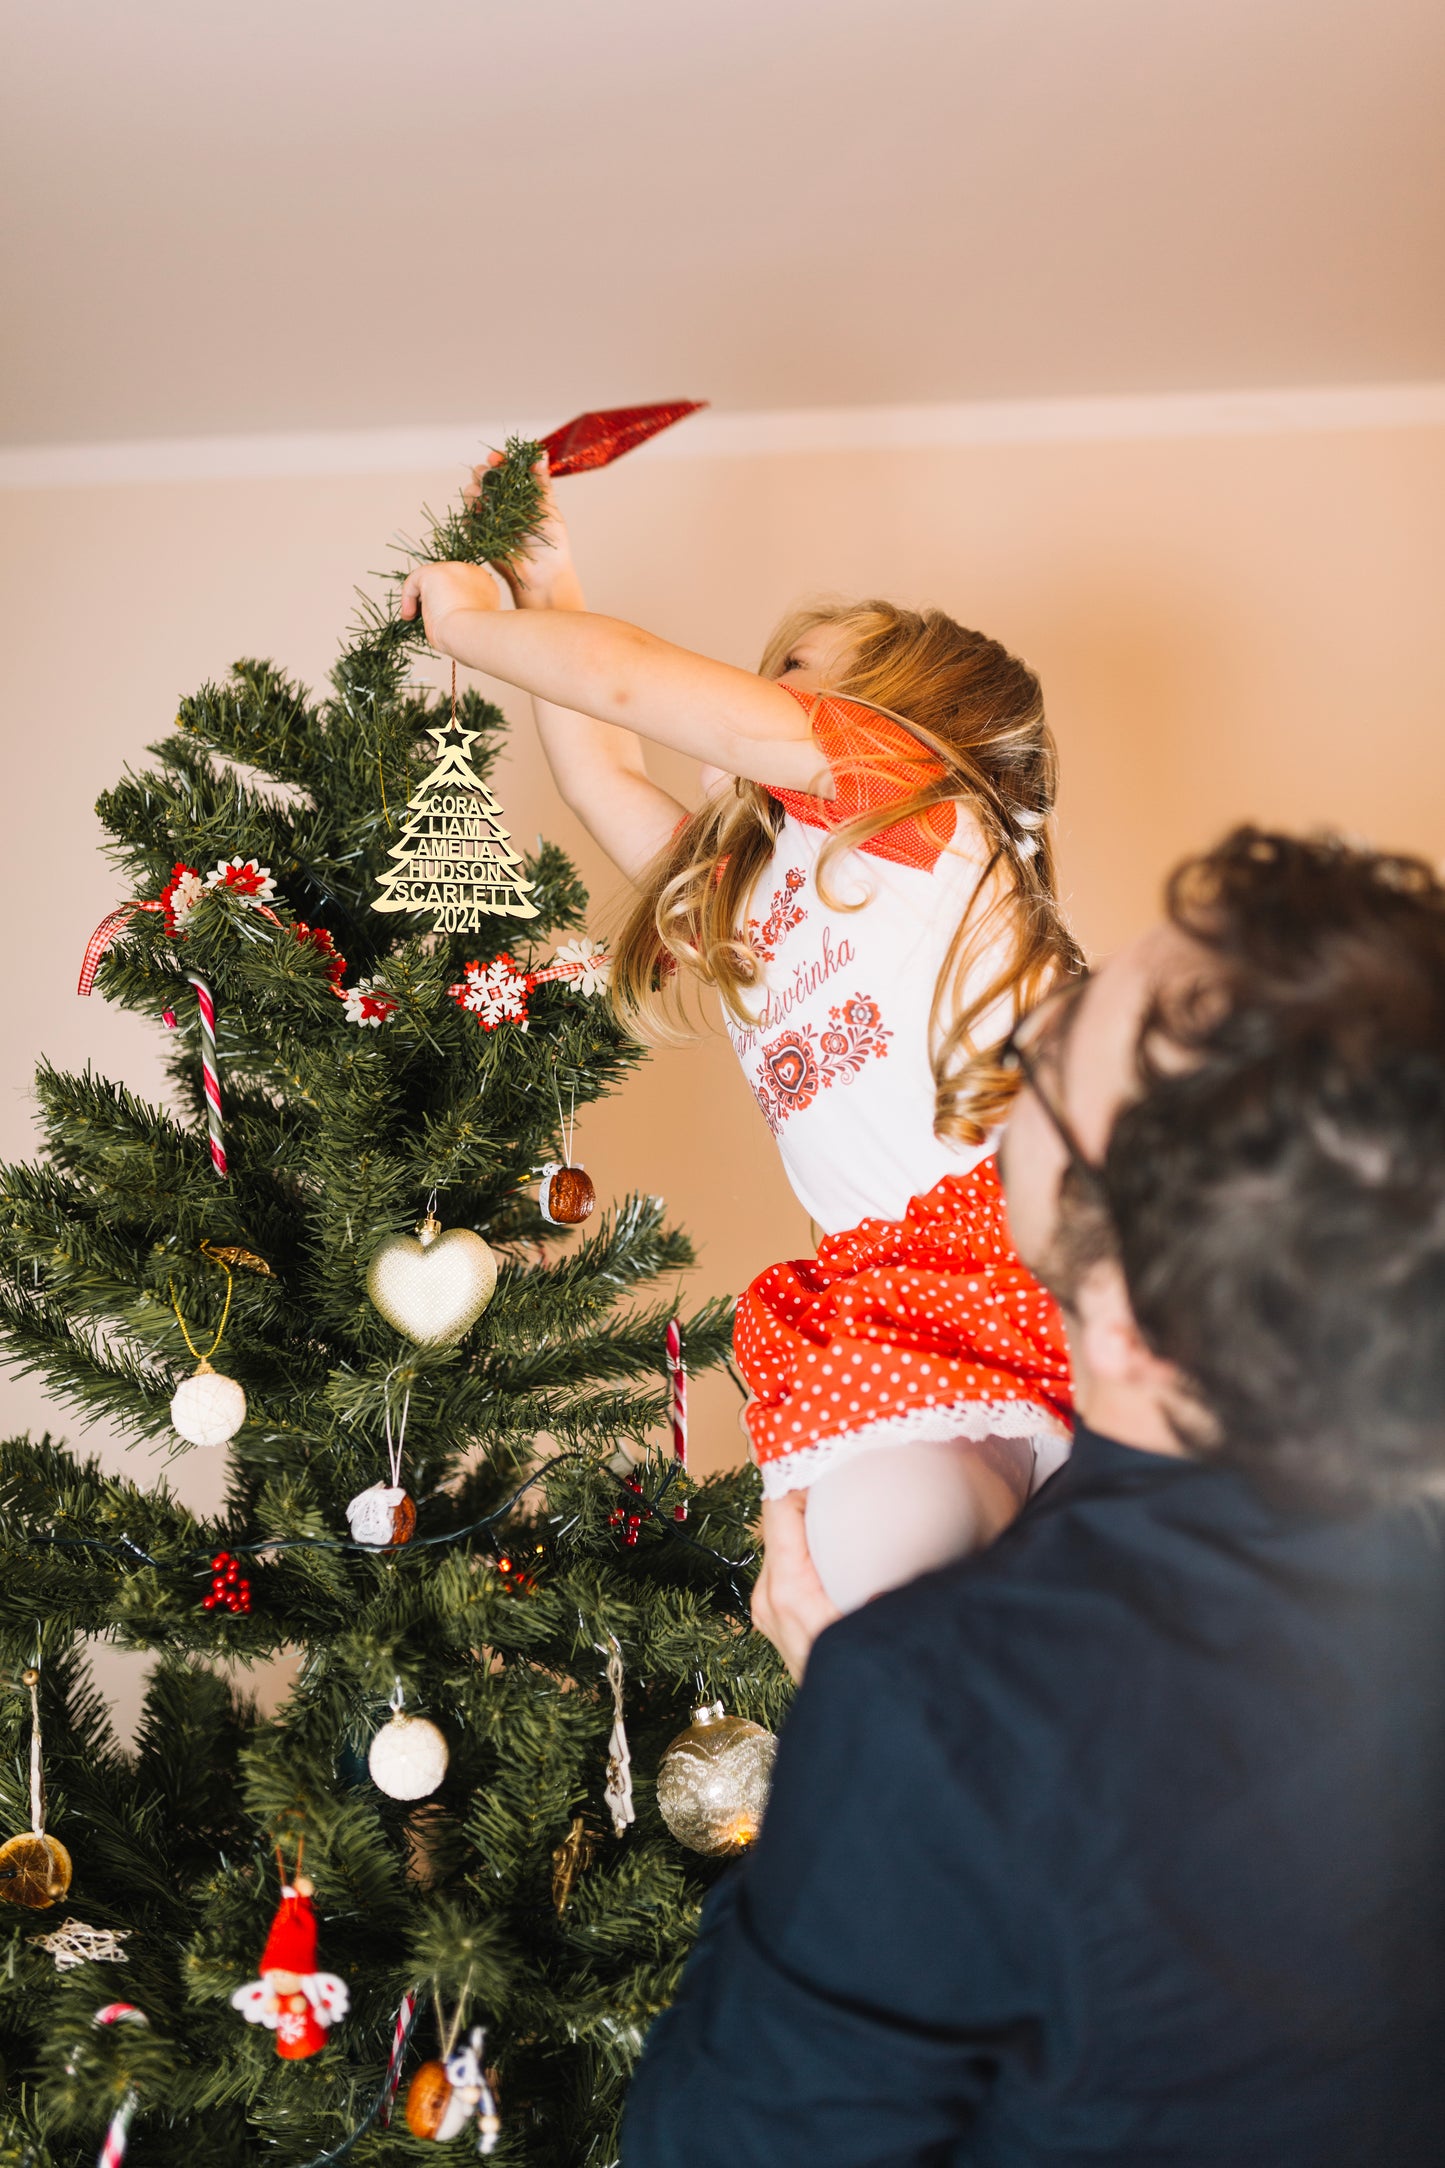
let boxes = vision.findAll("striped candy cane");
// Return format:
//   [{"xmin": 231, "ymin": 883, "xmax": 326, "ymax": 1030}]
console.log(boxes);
[
  {"xmin": 379, "ymin": 1991, "xmax": 418, "ymax": 2127},
  {"xmin": 93, "ymin": 2003, "xmax": 148, "ymax": 2168},
  {"xmin": 186, "ymin": 973, "xmax": 227, "ymax": 1178},
  {"xmin": 665, "ymin": 1318, "xmax": 688, "ymax": 1521}
]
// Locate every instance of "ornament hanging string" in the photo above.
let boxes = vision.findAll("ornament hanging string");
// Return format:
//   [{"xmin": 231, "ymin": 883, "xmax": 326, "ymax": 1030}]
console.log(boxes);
[
  {"xmin": 23, "ymin": 1667, "xmax": 45, "ymax": 1836},
  {"xmin": 92, "ymin": 2002, "xmax": 149, "ymax": 2168},
  {"xmin": 554, "ymin": 1073, "xmax": 577, "ymax": 1171},
  {"xmin": 383, "ymin": 1377, "xmax": 412, "ymax": 1492},
  {"xmin": 431, "ymin": 1964, "xmax": 475, "ymax": 2062},
  {"xmin": 168, "ymin": 1257, "xmax": 235, "ymax": 1372}
]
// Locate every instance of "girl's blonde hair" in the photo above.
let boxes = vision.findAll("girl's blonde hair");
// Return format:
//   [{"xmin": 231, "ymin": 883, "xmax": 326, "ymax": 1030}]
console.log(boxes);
[{"xmin": 610, "ymin": 599, "xmax": 1084, "ymax": 1145}]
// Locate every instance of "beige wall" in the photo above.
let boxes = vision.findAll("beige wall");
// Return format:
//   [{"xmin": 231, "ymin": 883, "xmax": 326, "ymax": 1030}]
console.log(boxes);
[{"xmin": 2, "ymin": 420, "xmax": 1442, "ymax": 1537}]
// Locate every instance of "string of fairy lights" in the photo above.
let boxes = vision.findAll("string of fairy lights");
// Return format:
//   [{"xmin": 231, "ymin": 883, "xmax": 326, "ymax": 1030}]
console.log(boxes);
[{"xmin": 22, "ymin": 1451, "xmax": 759, "ymax": 1617}]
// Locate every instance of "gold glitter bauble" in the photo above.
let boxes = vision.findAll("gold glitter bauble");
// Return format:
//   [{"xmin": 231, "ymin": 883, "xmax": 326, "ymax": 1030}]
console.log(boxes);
[
  {"xmin": 655, "ymin": 1702, "xmax": 778, "ymax": 1857},
  {"xmin": 365, "ymin": 1215, "xmax": 497, "ymax": 1346},
  {"xmin": 0, "ymin": 1832, "xmax": 73, "ymax": 1911}
]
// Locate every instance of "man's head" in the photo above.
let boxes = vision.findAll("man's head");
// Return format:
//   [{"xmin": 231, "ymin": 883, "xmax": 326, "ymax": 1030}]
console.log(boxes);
[{"xmin": 999, "ymin": 829, "xmax": 1445, "ymax": 1504}]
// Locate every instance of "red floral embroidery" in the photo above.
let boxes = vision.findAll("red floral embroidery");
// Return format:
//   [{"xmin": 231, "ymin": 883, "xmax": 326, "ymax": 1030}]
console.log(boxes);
[
  {"xmin": 747, "ymin": 867, "xmax": 807, "ymax": 963},
  {"xmin": 751, "ymin": 992, "xmax": 892, "ymax": 1131}
]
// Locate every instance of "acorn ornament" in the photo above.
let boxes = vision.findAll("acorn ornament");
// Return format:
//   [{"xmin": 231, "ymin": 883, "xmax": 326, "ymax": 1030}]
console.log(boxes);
[
  {"xmin": 0, "ymin": 1669, "xmax": 73, "ymax": 1913},
  {"xmin": 538, "ymin": 1161, "xmax": 596, "ymax": 1226},
  {"xmin": 537, "ymin": 1080, "xmax": 596, "ymax": 1225},
  {"xmin": 366, "ymin": 1209, "xmax": 497, "ymax": 1347},
  {"xmin": 405, "ymin": 2026, "xmax": 501, "ymax": 2151},
  {"xmin": 369, "ymin": 1680, "xmax": 449, "ymax": 1801},
  {"xmin": 655, "ymin": 1702, "xmax": 779, "ymax": 1857},
  {"xmin": 231, "ymin": 1864, "xmax": 349, "ymax": 2059},
  {"xmin": 168, "ymin": 1255, "xmax": 247, "ymax": 1446}
]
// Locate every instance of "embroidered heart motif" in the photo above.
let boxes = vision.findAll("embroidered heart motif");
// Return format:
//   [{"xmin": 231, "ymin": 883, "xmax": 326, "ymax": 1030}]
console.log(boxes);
[{"xmin": 765, "ymin": 1039, "xmax": 817, "ymax": 1100}]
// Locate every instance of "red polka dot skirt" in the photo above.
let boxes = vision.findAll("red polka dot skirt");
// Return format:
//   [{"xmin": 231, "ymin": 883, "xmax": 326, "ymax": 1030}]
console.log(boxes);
[{"xmin": 735, "ymin": 1159, "xmax": 1073, "ymax": 1499}]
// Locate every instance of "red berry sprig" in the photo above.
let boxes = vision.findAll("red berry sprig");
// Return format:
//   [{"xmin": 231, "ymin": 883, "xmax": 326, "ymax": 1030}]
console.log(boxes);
[
  {"xmin": 202, "ymin": 1551, "xmax": 252, "ymax": 1614},
  {"xmin": 609, "ymin": 1479, "xmax": 644, "ymax": 1548}
]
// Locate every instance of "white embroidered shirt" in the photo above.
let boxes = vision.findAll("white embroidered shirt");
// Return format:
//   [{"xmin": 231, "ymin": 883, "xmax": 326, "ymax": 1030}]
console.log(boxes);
[{"xmin": 727, "ymin": 690, "xmax": 1012, "ymax": 1237}]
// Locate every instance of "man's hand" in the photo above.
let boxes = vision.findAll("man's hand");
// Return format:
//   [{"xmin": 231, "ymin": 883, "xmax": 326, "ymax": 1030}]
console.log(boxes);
[
  {"xmin": 397, "ymin": 560, "xmax": 501, "ymax": 654},
  {"xmin": 752, "ymin": 1493, "xmax": 841, "ymax": 1683},
  {"xmin": 466, "ymin": 451, "xmax": 582, "ymax": 612}
]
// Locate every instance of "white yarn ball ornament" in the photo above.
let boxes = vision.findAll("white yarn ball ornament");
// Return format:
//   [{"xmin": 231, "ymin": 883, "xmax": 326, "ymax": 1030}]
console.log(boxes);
[
  {"xmin": 368, "ymin": 1713, "xmax": 449, "ymax": 1801},
  {"xmin": 170, "ymin": 1365, "xmax": 248, "ymax": 1448}
]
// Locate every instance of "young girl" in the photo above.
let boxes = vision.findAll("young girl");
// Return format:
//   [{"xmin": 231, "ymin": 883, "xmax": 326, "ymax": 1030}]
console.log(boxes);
[{"xmin": 400, "ymin": 461, "xmax": 1077, "ymax": 1616}]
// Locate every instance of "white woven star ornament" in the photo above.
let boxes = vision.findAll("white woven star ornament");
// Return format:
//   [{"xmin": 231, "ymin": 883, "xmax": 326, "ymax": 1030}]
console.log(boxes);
[{"xmin": 29, "ymin": 1917, "xmax": 132, "ymax": 1970}]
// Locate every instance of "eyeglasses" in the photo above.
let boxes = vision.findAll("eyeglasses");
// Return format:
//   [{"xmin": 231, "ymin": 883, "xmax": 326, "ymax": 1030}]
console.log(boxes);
[{"xmin": 997, "ymin": 976, "xmax": 1100, "ymax": 1175}]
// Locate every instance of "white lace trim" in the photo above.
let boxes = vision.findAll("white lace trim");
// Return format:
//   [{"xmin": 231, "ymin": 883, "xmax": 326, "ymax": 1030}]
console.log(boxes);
[{"xmin": 756, "ymin": 1397, "xmax": 1071, "ymax": 1500}]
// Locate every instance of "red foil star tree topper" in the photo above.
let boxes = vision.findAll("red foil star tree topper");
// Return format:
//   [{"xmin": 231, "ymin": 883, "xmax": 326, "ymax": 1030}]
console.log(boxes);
[{"xmin": 539, "ymin": 402, "xmax": 707, "ymax": 475}]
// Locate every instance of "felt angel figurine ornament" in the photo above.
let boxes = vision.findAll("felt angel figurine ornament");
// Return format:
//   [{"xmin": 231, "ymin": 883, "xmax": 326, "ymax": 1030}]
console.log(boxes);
[{"xmin": 231, "ymin": 1856, "xmax": 349, "ymax": 2059}]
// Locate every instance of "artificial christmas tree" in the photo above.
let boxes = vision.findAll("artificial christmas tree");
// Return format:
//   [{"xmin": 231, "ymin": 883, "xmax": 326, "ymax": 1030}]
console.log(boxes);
[{"xmin": 0, "ymin": 442, "xmax": 786, "ymax": 2166}]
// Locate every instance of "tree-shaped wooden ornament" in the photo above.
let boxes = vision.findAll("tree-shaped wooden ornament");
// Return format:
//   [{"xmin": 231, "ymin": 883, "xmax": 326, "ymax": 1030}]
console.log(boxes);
[{"xmin": 373, "ymin": 694, "xmax": 538, "ymax": 933}]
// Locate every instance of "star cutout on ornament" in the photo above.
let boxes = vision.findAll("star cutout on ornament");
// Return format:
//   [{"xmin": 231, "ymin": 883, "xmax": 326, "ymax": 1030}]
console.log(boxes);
[
  {"xmin": 29, "ymin": 1918, "xmax": 132, "ymax": 1971},
  {"xmin": 425, "ymin": 715, "xmax": 482, "ymax": 761}
]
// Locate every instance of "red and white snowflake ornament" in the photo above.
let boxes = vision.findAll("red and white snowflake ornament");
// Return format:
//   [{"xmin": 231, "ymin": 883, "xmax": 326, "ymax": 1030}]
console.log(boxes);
[
  {"xmin": 205, "ymin": 857, "xmax": 277, "ymax": 906},
  {"xmin": 343, "ymin": 978, "xmax": 399, "ymax": 1028},
  {"xmin": 160, "ymin": 863, "xmax": 204, "ymax": 935},
  {"xmin": 450, "ymin": 955, "xmax": 531, "ymax": 1032}
]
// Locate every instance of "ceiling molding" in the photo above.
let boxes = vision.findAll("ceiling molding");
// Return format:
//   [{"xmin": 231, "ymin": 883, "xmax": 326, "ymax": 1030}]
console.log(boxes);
[{"xmin": 3, "ymin": 382, "xmax": 1444, "ymax": 490}]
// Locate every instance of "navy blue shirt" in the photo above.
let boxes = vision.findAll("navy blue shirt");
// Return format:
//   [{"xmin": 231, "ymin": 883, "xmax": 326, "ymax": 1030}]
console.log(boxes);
[{"xmin": 624, "ymin": 1424, "xmax": 1445, "ymax": 2166}]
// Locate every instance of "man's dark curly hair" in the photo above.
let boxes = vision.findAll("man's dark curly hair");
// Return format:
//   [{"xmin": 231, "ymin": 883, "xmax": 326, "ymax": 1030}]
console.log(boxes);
[{"xmin": 1101, "ymin": 827, "xmax": 1445, "ymax": 1507}]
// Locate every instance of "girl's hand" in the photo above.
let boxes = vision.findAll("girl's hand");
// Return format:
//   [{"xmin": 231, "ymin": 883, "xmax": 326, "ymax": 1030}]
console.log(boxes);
[
  {"xmin": 398, "ymin": 560, "xmax": 500, "ymax": 654},
  {"xmin": 751, "ymin": 1493, "xmax": 841, "ymax": 1683},
  {"xmin": 466, "ymin": 451, "xmax": 581, "ymax": 612}
]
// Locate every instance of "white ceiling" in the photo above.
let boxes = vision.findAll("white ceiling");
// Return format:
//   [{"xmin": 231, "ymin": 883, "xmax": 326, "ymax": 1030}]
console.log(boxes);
[{"xmin": 3, "ymin": 0, "xmax": 1442, "ymax": 448}]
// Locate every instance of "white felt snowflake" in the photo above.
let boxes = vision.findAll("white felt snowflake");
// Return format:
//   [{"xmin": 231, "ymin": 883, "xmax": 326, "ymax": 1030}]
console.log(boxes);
[
  {"xmin": 461, "ymin": 958, "xmax": 531, "ymax": 1031},
  {"xmin": 342, "ymin": 977, "xmax": 398, "ymax": 1027},
  {"xmin": 30, "ymin": 1918, "xmax": 131, "ymax": 1971},
  {"xmin": 551, "ymin": 939, "xmax": 611, "ymax": 998},
  {"xmin": 205, "ymin": 856, "xmax": 277, "ymax": 905}
]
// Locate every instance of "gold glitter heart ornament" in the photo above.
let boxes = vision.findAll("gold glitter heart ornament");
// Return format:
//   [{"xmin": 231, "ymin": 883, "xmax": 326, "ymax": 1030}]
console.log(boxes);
[{"xmin": 366, "ymin": 1214, "xmax": 498, "ymax": 1346}]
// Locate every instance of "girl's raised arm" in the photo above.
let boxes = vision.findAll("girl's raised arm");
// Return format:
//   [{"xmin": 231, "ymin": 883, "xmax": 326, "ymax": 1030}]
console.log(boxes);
[
  {"xmin": 462, "ymin": 457, "xmax": 690, "ymax": 884},
  {"xmin": 398, "ymin": 563, "xmax": 834, "ymax": 835}
]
